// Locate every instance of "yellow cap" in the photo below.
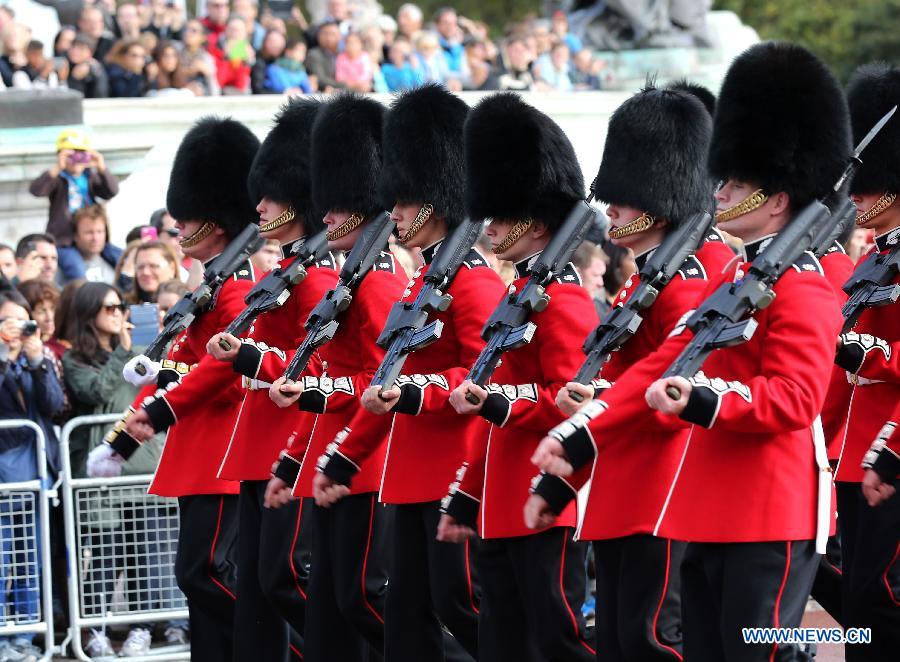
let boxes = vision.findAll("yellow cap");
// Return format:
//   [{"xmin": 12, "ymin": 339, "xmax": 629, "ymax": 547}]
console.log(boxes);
[{"xmin": 56, "ymin": 129, "xmax": 91, "ymax": 152}]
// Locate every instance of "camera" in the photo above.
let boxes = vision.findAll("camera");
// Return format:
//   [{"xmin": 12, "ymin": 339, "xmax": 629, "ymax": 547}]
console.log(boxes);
[
  {"xmin": 21, "ymin": 320, "xmax": 38, "ymax": 337},
  {"xmin": 68, "ymin": 150, "xmax": 91, "ymax": 165}
]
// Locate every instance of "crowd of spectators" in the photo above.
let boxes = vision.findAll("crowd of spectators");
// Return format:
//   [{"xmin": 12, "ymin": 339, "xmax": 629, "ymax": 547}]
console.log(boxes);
[{"xmin": 0, "ymin": 0, "xmax": 612, "ymax": 96}]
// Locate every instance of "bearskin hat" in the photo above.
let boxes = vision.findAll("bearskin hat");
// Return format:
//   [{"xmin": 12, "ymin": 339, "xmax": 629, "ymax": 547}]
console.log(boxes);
[
  {"xmin": 592, "ymin": 84, "xmax": 713, "ymax": 223},
  {"xmin": 311, "ymin": 92, "xmax": 384, "ymax": 218},
  {"xmin": 667, "ymin": 79, "xmax": 716, "ymax": 116},
  {"xmin": 708, "ymin": 42, "xmax": 851, "ymax": 209},
  {"xmin": 379, "ymin": 84, "xmax": 469, "ymax": 227},
  {"xmin": 248, "ymin": 98, "xmax": 323, "ymax": 234},
  {"xmin": 846, "ymin": 62, "xmax": 900, "ymax": 195},
  {"xmin": 166, "ymin": 117, "xmax": 260, "ymax": 238},
  {"xmin": 465, "ymin": 93, "xmax": 584, "ymax": 228}
]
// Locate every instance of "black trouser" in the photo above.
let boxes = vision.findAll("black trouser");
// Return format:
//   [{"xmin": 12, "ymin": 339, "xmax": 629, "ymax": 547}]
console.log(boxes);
[
  {"xmin": 477, "ymin": 527, "xmax": 594, "ymax": 662},
  {"xmin": 384, "ymin": 500, "xmax": 479, "ymax": 662},
  {"xmin": 304, "ymin": 492, "xmax": 390, "ymax": 662},
  {"xmin": 234, "ymin": 481, "xmax": 312, "ymax": 662},
  {"xmin": 592, "ymin": 535, "xmax": 685, "ymax": 661},
  {"xmin": 175, "ymin": 494, "xmax": 239, "ymax": 662},
  {"xmin": 810, "ymin": 531, "xmax": 843, "ymax": 625},
  {"xmin": 681, "ymin": 540, "xmax": 818, "ymax": 662},
  {"xmin": 836, "ymin": 481, "xmax": 900, "ymax": 662}
]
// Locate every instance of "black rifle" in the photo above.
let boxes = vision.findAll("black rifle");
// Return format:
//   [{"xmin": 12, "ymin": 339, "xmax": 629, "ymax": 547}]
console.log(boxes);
[
  {"xmin": 136, "ymin": 224, "xmax": 263, "ymax": 374},
  {"xmin": 282, "ymin": 212, "xmax": 395, "ymax": 382},
  {"xmin": 217, "ymin": 229, "xmax": 330, "ymax": 350},
  {"xmin": 568, "ymin": 210, "xmax": 713, "ymax": 403},
  {"xmin": 840, "ymin": 241, "xmax": 900, "ymax": 333},
  {"xmin": 370, "ymin": 219, "xmax": 484, "ymax": 393},
  {"xmin": 663, "ymin": 106, "xmax": 896, "ymax": 399},
  {"xmin": 811, "ymin": 190, "xmax": 856, "ymax": 258},
  {"xmin": 463, "ymin": 201, "xmax": 601, "ymax": 404}
]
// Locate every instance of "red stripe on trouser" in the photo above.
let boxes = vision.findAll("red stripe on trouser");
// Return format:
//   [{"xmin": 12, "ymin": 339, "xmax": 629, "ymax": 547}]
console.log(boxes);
[
  {"xmin": 289, "ymin": 643, "xmax": 303, "ymax": 660},
  {"xmin": 558, "ymin": 533, "xmax": 596, "ymax": 655},
  {"xmin": 209, "ymin": 496, "xmax": 236, "ymax": 600},
  {"xmin": 464, "ymin": 539, "xmax": 479, "ymax": 615},
  {"xmin": 882, "ymin": 540, "xmax": 900, "ymax": 607},
  {"xmin": 769, "ymin": 541, "xmax": 792, "ymax": 662},
  {"xmin": 289, "ymin": 497, "xmax": 308, "ymax": 600},
  {"xmin": 360, "ymin": 494, "xmax": 385, "ymax": 624},
  {"xmin": 650, "ymin": 539, "xmax": 683, "ymax": 661}
]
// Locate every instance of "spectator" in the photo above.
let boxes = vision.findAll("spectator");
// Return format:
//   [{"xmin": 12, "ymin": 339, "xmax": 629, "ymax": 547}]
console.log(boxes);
[
  {"xmin": 534, "ymin": 41, "xmax": 572, "ymax": 91},
  {"xmin": 250, "ymin": 28, "xmax": 286, "ymax": 93},
  {"xmin": 250, "ymin": 239, "xmax": 281, "ymax": 275},
  {"xmin": 335, "ymin": 32, "xmax": 373, "ymax": 92},
  {"xmin": 180, "ymin": 19, "xmax": 219, "ymax": 95},
  {"xmin": 0, "ymin": 244, "xmax": 16, "ymax": 283},
  {"xmin": 52, "ymin": 24, "xmax": 76, "ymax": 59},
  {"xmin": 200, "ymin": 0, "xmax": 230, "ymax": 52},
  {"xmin": 360, "ymin": 24, "xmax": 388, "ymax": 92},
  {"xmin": 144, "ymin": 0, "xmax": 185, "ymax": 41},
  {"xmin": 30, "ymin": 128, "xmax": 118, "ymax": 247},
  {"xmin": 57, "ymin": 204, "xmax": 123, "ymax": 284},
  {"xmin": 148, "ymin": 209, "xmax": 187, "ymax": 265},
  {"xmin": 15, "ymin": 279, "xmax": 60, "ymax": 343},
  {"xmin": 12, "ymin": 39, "xmax": 65, "ymax": 89},
  {"xmin": 264, "ymin": 37, "xmax": 314, "ymax": 94},
  {"xmin": 125, "ymin": 240, "xmax": 178, "ymax": 304},
  {"xmin": 305, "ymin": 20, "xmax": 344, "ymax": 92},
  {"xmin": 397, "ymin": 2, "xmax": 423, "ymax": 40},
  {"xmin": 14, "ymin": 234, "xmax": 59, "ymax": 285},
  {"xmin": 572, "ymin": 240, "xmax": 608, "ymax": 316},
  {"xmin": 48, "ymin": 278, "xmax": 84, "ymax": 360},
  {"xmin": 0, "ymin": 20, "xmax": 29, "ymax": 86},
  {"xmin": 65, "ymin": 33, "xmax": 110, "ymax": 98},
  {"xmin": 381, "ymin": 37, "xmax": 422, "ymax": 92},
  {"xmin": 154, "ymin": 278, "xmax": 190, "ymax": 322},
  {"xmin": 462, "ymin": 38, "xmax": 498, "ymax": 91},
  {"xmin": 312, "ymin": 0, "xmax": 351, "ymax": 41},
  {"xmin": 215, "ymin": 16, "xmax": 254, "ymax": 94},
  {"xmin": 497, "ymin": 35, "xmax": 534, "ymax": 91},
  {"xmin": 0, "ymin": 287, "xmax": 64, "ymax": 662},
  {"xmin": 433, "ymin": 7, "xmax": 465, "ymax": 76},
  {"xmin": 114, "ymin": 2, "xmax": 142, "ymax": 40},
  {"xmin": 148, "ymin": 40, "xmax": 193, "ymax": 96},
  {"xmin": 105, "ymin": 38, "xmax": 151, "ymax": 97},
  {"xmin": 378, "ymin": 13, "xmax": 397, "ymax": 55},
  {"xmin": 414, "ymin": 30, "xmax": 456, "ymax": 88},
  {"xmin": 550, "ymin": 10, "xmax": 582, "ymax": 53},
  {"xmin": 233, "ymin": 0, "xmax": 265, "ymax": 50},
  {"xmin": 78, "ymin": 6, "xmax": 113, "ymax": 62},
  {"xmin": 601, "ymin": 241, "xmax": 637, "ymax": 305},
  {"xmin": 570, "ymin": 49, "xmax": 601, "ymax": 90},
  {"xmin": 113, "ymin": 239, "xmax": 141, "ymax": 295},
  {"xmin": 530, "ymin": 19, "xmax": 554, "ymax": 57}
]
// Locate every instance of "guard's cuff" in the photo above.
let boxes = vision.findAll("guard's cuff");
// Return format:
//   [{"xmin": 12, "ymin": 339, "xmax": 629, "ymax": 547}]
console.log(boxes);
[
  {"xmin": 480, "ymin": 392, "xmax": 511, "ymax": 427},
  {"xmin": 560, "ymin": 426, "xmax": 596, "ymax": 471},
  {"xmin": 317, "ymin": 445, "xmax": 360, "ymax": 487},
  {"xmin": 233, "ymin": 340, "xmax": 263, "ymax": 379},
  {"xmin": 591, "ymin": 378, "xmax": 612, "ymax": 398},
  {"xmin": 144, "ymin": 395, "xmax": 176, "ymax": 432},
  {"xmin": 871, "ymin": 447, "xmax": 900, "ymax": 483},
  {"xmin": 835, "ymin": 342, "xmax": 865, "ymax": 374},
  {"xmin": 531, "ymin": 473, "xmax": 577, "ymax": 515},
  {"xmin": 107, "ymin": 429, "xmax": 141, "ymax": 459},
  {"xmin": 681, "ymin": 385, "xmax": 718, "ymax": 428},
  {"xmin": 156, "ymin": 367, "xmax": 182, "ymax": 390},
  {"xmin": 298, "ymin": 388, "xmax": 327, "ymax": 414},
  {"xmin": 441, "ymin": 490, "xmax": 480, "ymax": 529},
  {"xmin": 393, "ymin": 382, "xmax": 424, "ymax": 415},
  {"xmin": 273, "ymin": 452, "xmax": 302, "ymax": 486}
]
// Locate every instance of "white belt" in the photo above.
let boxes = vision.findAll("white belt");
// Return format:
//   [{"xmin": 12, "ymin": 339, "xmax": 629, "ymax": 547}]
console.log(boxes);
[
  {"xmin": 242, "ymin": 376, "xmax": 273, "ymax": 391},
  {"xmin": 846, "ymin": 372, "xmax": 885, "ymax": 386},
  {"xmin": 812, "ymin": 416, "xmax": 832, "ymax": 554}
]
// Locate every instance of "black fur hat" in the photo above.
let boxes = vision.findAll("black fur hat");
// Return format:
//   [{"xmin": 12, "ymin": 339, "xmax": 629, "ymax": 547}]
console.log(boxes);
[
  {"xmin": 311, "ymin": 92, "xmax": 384, "ymax": 217},
  {"xmin": 847, "ymin": 62, "xmax": 900, "ymax": 195},
  {"xmin": 166, "ymin": 116, "xmax": 260, "ymax": 238},
  {"xmin": 592, "ymin": 84, "xmax": 713, "ymax": 223},
  {"xmin": 248, "ymin": 98, "xmax": 323, "ymax": 234},
  {"xmin": 465, "ymin": 93, "xmax": 584, "ymax": 228},
  {"xmin": 667, "ymin": 79, "xmax": 716, "ymax": 116},
  {"xmin": 709, "ymin": 42, "xmax": 851, "ymax": 209},
  {"xmin": 379, "ymin": 84, "xmax": 469, "ymax": 227}
]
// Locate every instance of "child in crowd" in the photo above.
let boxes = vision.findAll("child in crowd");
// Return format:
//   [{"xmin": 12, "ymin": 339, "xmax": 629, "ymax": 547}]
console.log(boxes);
[
  {"xmin": 216, "ymin": 17, "xmax": 254, "ymax": 93},
  {"xmin": 335, "ymin": 32, "xmax": 374, "ymax": 92},
  {"xmin": 381, "ymin": 38, "xmax": 424, "ymax": 92},
  {"xmin": 264, "ymin": 38, "xmax": 314, "ymax": 94}
]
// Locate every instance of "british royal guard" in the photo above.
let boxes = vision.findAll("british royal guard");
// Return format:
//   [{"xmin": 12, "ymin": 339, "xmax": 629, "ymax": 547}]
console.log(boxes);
[
  {"xmin": 525, "ymin": 82, "xmax": 733, "ymax": 661},
  {"xmin": 830, "ymin": 62, "xmax": 900, "ymax": 661},
  {"xmin": 204, "ymin": 98, "xmax": 338, "ymax": 662},
  {"xmin": 263, "ymin": 92, "xmax": 404, "ymax": 662},
  {"xmin": 315, "ymin": 84, "xmax": 507, "ymax": 661},
  {"xmin": 90, "ymin": 117, "xmax": 261, "ymax": 661},
  {"xmin": 435, "ymin": 92, "xmax": 598, "ymax": 662}
]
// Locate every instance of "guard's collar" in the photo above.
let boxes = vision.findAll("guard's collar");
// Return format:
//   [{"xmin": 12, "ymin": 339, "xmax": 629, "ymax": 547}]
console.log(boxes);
[
  {"xmin": 875, "ymin": 226, "xmax": 900, "ymax": 252},
  {"xmin": 420, "ymin": 239, "xmax": 444, "ymax": 265},
  {"xmin": 633, "ymin": 243, "xmax": 661, "ymax": 271},
  {"xmin": 514, "ymin": 252, "xmax": 542, "ymax": 279},
  {"xmin": 282, "ymin": 236, "xmax": 306, "ymax": 259},
  {"xmin": 742, "ymin": 233, "xmax": 778, "ymax": 261}
]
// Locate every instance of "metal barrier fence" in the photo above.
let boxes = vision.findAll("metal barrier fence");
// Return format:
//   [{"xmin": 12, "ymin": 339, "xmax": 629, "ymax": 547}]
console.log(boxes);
[
  {"xmin": 60, "ymin": 415, "xmax": 189, "ymax": 661},
  {"xmin": 0, "ymin": 419, "xmax": 54, "ymax": 662}
]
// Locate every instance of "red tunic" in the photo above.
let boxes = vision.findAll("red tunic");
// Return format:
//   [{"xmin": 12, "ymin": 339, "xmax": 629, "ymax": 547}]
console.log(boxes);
[{"xmin": 334, "ymin": 242, "xmax": 506, "ymax": 504}]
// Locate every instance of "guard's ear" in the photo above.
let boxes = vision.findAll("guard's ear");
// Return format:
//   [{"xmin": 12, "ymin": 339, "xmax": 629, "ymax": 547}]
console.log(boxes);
[{"xmin": 769, "ymin": 191, "xmax": 791, "ymax": 216}]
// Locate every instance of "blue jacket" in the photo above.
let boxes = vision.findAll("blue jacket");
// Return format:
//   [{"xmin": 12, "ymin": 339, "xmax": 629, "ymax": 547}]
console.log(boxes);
[
  {"xmin": 0, "ymin": 353, "xmax": 65, "ymax": 483},
  {"xmin": 58, "ymin": 243, "xmax": 124, "ymax": 283}
]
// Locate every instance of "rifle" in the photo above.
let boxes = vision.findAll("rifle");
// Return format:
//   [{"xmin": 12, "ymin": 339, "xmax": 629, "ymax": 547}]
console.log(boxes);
[
  {"xmin": 663, "ymin": 106, "xmax": 896, "ymax": 399},
  {"xmin": 840, "ymin": 241, "xmax": 900, "ymax": 333},
  {"xmin": 135, "ymin": 223, "xmax": 263, "ymax": 374},
  {"xmin": 369, "ymin": 219, "xmax": 484, "ymax": 393},
  {"xmin": 463, "ymin": 200, "xmax": 601, "ymax": 404},
  {"xmin": 282, "ymin": 212, "xmax": 395, "ymax": 382},
  {"xmin": 568, "ymin": 210, "xmax": 713, "ymax": 403},
  {"xmin": 217, "ymin": 229, "xmax": 330, "ymax": 350}
]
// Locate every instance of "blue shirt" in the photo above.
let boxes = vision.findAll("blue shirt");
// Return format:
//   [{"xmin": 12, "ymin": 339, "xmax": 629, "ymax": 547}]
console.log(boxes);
[
  {"xmin": 382, "ymin": 63, "xmax": 425, "ymax": 92},
  {"xmin": 60, "ymin": 170, "xmax": 92, "ymax": 215}
]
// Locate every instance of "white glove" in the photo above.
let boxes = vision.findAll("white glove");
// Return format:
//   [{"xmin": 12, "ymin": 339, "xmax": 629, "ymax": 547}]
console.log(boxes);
[
  {"xmin": 123, "ymin": 354, "xmax": 160, "ymax": 387},
  {"xmin": 87, "ymin": 444, "xmax": 124, "ymax": 478}
]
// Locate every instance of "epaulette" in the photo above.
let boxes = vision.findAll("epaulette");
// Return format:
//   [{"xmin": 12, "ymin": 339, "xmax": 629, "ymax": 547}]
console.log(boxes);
[
  {"xmin": 790, "ymin": 251, "xmax": 825, "ymax": 276},
  {"xmin": 231, "ymin": 259, "xmax": 255, "ymax": 281},
  {"xmin": 461, "ymin": 247, "xmax": 491, "ymax": 269},
  {"xmin": 317, "ymin": 252, "xmax": 338, "ymax": 270},
  {"xmin": 677, "ymin": 254, "xmax": 707, "ymax": 280},
  {"xmin": 370, "ymin": 251, "xmax": 397, "ymax": 273},
  {"xmin": 825, "ymin": 241, "xmax": 847, "ymax": 256},
  {"xmin": 554, "ymin": 262, "xmax": 582, "ymax": 286}
]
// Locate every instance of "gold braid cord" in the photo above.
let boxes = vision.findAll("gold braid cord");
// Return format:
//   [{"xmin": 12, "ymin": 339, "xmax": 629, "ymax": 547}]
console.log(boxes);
[
  {"xmin": 715, "ymin": 189, "xmax": 768, "ymax": 224},
  {"xmin": 259, "ymin": 206, "xmax": 296, "ymax": 232},
  {"xmin": 326, "ymin": 212, "xmax": 364, "ymax": 241},
  {"xmin": 179, "ymin": 221, "xmax": 215, "ymax": 248},
  {"xmin": 492, "ymin": 218, "xmax": 534, "ymax": 254},
  {"xmin": 856, "ymin": 192, "xmax": 897, "ymax": 226},
  {"xmin": 608, "ymin": 213, "xmax": 655, "ymax": 239},
  {"xmin": 398, "ymin": 204, "xmax": 434, "ymax": 245}
]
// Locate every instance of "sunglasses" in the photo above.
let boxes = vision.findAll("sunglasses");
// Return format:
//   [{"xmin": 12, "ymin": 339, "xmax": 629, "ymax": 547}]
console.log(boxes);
[
  {"xmin": 164, "ymin": 228, "xmax": 180, "ymax": 237},
  {"xmin": 102, "ymin": 303, "xmax": 127, "ymax": 314}
]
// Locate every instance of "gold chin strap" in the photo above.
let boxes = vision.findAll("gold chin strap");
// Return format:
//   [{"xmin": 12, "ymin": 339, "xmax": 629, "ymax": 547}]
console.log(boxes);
[
  {"xmin": 259, "ymin": 206, "xmax": 296, "ymax": 232},
  {"xmin": 398, "ymin": 204, "xmax": 434, "ymax": 245},
  {"xmin": 715, "ymin": 189, "xmax": 768, "ymax": 223},
  {"xmin": 179, "ymin": 221, "xmax": 215, "ymax": 248},
  {"xmin": 492, "ymin": 218, "xmax": 534, "ymax": 254},
  {"xmin": 608, "ymin": 213, "xmax": 655, "ymax": 239},
  {"xmin": 326, "ymin": 212, "xmax": 364, "ymax": 241},
  {"xmin": 856, "ymin": 192, "xmax": 897, "ymax": 226}
]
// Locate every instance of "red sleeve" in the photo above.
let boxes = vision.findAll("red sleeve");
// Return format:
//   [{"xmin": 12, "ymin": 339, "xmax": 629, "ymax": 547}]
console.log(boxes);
[
  {"xmin": 819, "ymin": 249, "xmax": 854, "ymax": 301},
  {"xmin": 843, "ymin": 334, "xmax": 900, "ymax": 385},
  {"xmin": 862, "ymin": 406, "xmax": 900, "ymax": 481},
  {"xmin": 313, "ymin": 407, "xmax": 396, "ymax": 486}
]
